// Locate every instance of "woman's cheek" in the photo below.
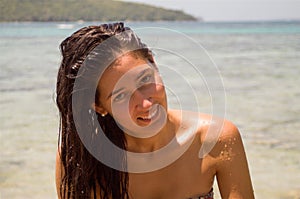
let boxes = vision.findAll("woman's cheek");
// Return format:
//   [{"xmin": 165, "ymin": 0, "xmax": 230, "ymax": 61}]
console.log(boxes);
[
  {"xmin": 156, "ymin": 84, "xmax": 166, "ymax": 97},
  {"xmin": 112, "ymin": 101, "xmax": 135, "ymax": 123}
]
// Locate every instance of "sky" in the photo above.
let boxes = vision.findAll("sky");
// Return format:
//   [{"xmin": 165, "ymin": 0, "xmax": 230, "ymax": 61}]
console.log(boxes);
[{"xmin": 121, "ymin": 0, "xmax": 300, "ymax": 21}]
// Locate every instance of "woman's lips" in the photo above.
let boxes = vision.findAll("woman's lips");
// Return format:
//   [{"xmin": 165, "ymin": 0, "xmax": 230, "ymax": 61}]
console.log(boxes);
[{"xmin": 137, "ymin": 105, "xmax": 159, "ymax": 123}]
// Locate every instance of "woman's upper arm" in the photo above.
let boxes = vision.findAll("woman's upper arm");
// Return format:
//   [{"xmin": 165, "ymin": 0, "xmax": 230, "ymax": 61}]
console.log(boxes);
[
  {"xmin": 214, "ymin": 121, "xmax": 254, "ymax": 199},
  {"xmin": 56, "ymin": 149, "xmax": 63, "ymax": 199}
]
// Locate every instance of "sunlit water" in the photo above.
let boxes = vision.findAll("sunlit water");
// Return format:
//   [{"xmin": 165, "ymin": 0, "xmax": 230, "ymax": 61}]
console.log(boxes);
[{"xmin": 1, "ymin": 21, "xmax": 299, "ymax": 198}]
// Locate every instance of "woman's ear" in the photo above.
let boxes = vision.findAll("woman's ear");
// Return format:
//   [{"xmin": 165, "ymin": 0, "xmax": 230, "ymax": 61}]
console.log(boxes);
[{"xmin": 92, "ymin": 102, "xmax": 108, "ymax": 116}]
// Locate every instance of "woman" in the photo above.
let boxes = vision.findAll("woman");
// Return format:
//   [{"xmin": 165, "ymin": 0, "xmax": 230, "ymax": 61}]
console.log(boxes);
[{"xmin": 56, "ymin": 22, "xmax": 254, "ymax": 199}]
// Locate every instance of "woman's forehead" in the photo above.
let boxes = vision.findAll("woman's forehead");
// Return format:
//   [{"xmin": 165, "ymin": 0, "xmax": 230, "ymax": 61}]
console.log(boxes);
[
  {"xmin": 98, "ymin": 55, "xmax": 152, "ymax": 94},
  {"xmin": 102, "ymin": 55, "xmax": 149, "ymax": 78}
]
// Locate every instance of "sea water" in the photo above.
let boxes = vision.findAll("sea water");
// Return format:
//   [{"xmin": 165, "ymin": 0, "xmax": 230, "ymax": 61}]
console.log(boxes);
[{"xmin": 0, "ymin": 21, "xmax": 299, "ymax": 198}]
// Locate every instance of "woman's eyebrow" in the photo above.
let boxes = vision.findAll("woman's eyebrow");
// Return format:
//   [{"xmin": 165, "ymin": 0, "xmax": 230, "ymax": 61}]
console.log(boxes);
[
  {"xmin": 135, "ymin": 68, "xmax": 152, "ymax": 81},
  {"xmin": 107, "ymin": 87, "xmax": 125, "ymax": 100}
]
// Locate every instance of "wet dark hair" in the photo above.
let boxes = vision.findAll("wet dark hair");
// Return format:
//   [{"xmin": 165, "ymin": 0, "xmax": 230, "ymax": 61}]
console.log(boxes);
[{"xmin": 56, "ymin": 22, "xmax": 154, "ymax": 199}]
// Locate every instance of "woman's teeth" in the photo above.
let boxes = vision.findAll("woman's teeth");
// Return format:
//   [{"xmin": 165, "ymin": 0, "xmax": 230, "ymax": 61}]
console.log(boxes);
[{"xmin": 140, "ymin": 107, "xmax": 158, "ymax": 120}]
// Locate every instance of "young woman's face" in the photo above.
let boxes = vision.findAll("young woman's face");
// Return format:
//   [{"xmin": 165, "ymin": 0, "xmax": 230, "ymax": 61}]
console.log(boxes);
[{"xmin": 96, "ymin": 54, "xmax": 168, "ymax": 138}]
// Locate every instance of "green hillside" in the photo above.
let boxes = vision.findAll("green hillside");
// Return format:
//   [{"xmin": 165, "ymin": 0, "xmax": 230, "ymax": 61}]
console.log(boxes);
[{"xmin": 0, "ymin": 0, "xmax": 197, "ymax": 22}]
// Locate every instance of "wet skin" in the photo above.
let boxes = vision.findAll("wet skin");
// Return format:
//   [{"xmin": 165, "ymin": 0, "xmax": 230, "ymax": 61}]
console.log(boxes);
[{"xmin": 56, "ymin": 53, "xmax": 255, "ymax": 199}]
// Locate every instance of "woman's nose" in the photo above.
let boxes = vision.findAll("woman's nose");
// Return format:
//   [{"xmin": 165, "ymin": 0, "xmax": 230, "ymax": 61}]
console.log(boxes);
[{"xmin": 132, "ymin": 89, "xmax": 153, "ymax": 109}]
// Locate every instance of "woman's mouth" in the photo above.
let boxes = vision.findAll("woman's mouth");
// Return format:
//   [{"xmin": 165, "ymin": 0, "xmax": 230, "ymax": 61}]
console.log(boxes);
[{"xmin": 137, "ymin": 105, "xmax": 159, "ymax": 123}]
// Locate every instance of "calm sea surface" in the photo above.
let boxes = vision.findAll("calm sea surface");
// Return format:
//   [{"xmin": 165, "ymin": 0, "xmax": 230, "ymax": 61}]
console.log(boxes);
[{"xmin": 1, "ymin": 21, "xmax": 300, "ymax": 198}]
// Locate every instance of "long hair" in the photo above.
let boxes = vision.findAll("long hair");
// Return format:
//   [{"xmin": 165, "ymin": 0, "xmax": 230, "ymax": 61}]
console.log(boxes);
[{"xmin": 56, "ymin": 22, "xmax": 154, "ymax": 199}]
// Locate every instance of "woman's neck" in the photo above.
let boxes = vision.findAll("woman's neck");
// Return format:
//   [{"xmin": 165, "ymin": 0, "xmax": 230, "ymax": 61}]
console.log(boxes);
[{"xmin": 124, "ymin": 111, "xmax": 178, "ymax": 153}]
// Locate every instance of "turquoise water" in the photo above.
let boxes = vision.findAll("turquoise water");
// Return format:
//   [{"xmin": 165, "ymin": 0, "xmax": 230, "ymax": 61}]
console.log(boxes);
[{"xmin": 1, "ymin": 21, "xmax": 300, "ymax": 198}]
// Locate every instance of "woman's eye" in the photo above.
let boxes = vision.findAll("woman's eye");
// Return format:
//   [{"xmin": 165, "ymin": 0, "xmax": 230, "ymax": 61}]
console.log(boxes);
[
  {"xmin": 113, "ymin": 92, "xmax": 126, "ymax": 102},
  {"xmin": 140, "ymin": 74, "xmax": 152, "ymax": 84}
]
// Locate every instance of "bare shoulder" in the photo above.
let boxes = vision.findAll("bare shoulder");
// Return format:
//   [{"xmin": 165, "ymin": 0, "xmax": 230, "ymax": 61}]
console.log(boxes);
[
  {"xmin": 168, "ymin": 109, "xmax": 240, "ymax": 140},
  {"xmin": 214, "ymin": 118, "xmax": 240, "ymax": 143},
  {"xmin": 195, "ymin": 112, "xmax": 240, "ymax": 144},
  {"xmin": 194, "ymin": 113, "xmax": 244, "ymax": 159},
  {"xmin": 168, "ymin": 109, "xmax": 242, "ymax": 151},
  {"xmin": 209, "ymin": 118, "xmax": 243, "ymax": 157}
]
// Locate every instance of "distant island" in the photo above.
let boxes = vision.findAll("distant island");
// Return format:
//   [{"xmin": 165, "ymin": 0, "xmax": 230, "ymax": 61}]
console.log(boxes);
[{"xmin": 0, "ymin": 0, "xmax": 197, "ymax": 22}]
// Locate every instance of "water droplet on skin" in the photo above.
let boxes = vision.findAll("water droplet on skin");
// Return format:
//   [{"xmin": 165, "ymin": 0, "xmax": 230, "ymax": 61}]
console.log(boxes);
[{"xmin": 225, "ymin": 144, "xmax": 227, "ymax": 148}]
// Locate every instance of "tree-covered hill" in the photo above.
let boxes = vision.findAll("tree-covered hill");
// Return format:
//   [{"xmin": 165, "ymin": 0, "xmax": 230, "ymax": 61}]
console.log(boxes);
[{"xmin": 0, "ymin": 0, "xmax": 197, "ymax": 22}]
